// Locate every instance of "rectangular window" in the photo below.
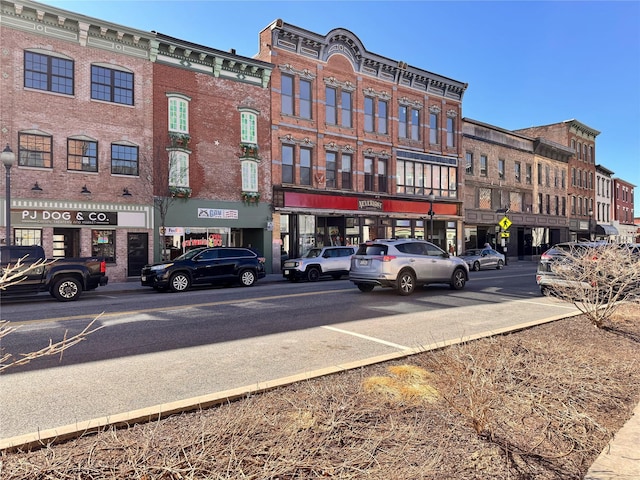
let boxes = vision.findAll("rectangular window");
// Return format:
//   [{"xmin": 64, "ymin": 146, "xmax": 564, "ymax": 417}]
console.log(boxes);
[
  {"xmin": 68, "ymin": 139, "xmax": 98, "ymax": 172},
  {"xmin": 526, "ymin": 164, "xmax": 532, "ymax": 184},
  {"xmin": 480, "ymin": 155, "xmax": 488, "ymax": 176},
  {"xmin": 446, "ymin": 117, "xmax": 455, "ymax": 147},
  {"xmin": 169, "ymin": 151, "xmax": 189, "ymax": 187},
  {"xmin": 92, "ymin": 229, "xmax": 115, "ymax": 263},
  {"xmin": 299, "ymin": 79, "xmax": 312, "ymax": 119},
  {"xmin": 168, "ymin": 97, "xmax": 189, "ymax": 133},
  {"xmin": 515, "ymin": 162, "xmax": 521, "ymax": 182},
  {"xmin": 465, "ymin": 152, "xmax": 473, "ymax": 175},
  {"xmin": 240, "ymin": 111, "xmax": 257, "ymax": 144},
  {"xmin": 326, "ymin": 151, "xmax": 336, "ymax": 188},
  {"xmin": 24, "ymin": 51, "xmax": 73, "ymax": 95},
  {"xmin": 545, "ymin": 194, "xmax": 550, "ymax": 214},
  {"xmin": 282, "ymin": 145, "xmax": 294, "ymax": 183},
  {"xmin": 479, "ymin": 187, "xmax": 491, "ymax": 209},
  {"xmin": 325, "ymin": 87, "xmax": 337, "ymax": 125},
  {"xmin": 364, "ymin": 157, "xmax": 374, "ymax": 191},
  {"xmin": 537, "ymin": 163, "xmax": 543, "ymax": 185},
  {"xmin": 281, "ymin": 74, "xmax": 294, "ymax": 116},
  {"xmin": 410, "ymin": 108, "xmax": 420, "ymax": 140},
  {"xmin": 377, "ymin": 159, "xmax": 387, "ymax": 193},
  {"xmin": 398, "ymin": 106, "xmax": 408, "ymax": 138},
  {"xmin": 545, "ymin": 166, "xmax": 550, "ymax": 186},
  {"xmin": 364, "ymin": 97, "xmax": 374, "ymax": 132},
  {"xmin": 554, "ymin": 195, "xmax": 560, "ymax": 215},
  {"xmin": 18, "ymin": 132, "xmax": 53, "ymax": 168},
  {"xmin": 396, "ymin": 160, "xmax": 457, "ymax": 198},
  {"xmin": 341, "ymin": 153, "xmax": 352, "ymax": 189},
  {"xmin": 91, "ymin": 65, "xmax": 133, "ymax": 105},
  {"xmin": 429, "ymin": 112, "xmax": 438, "ymax": 144},
  {"xmin": 111, "ymin": 144, "xmax": 139, "ymax": 176},
  {"xmin": 14, "ymin": 229, "xmax": 42, "ymax": 246},
  {"xmin": 341, "ymin": 91, "xmax": 352, "ymax": 127},
  {"xmin": 498, "ymin": 159, "xmax": 505, "ymax": 179},
  {"xmin": 562, "ymin": 197, "xmax": 566, "ymax": 216},
  {"xmin": 377, "ymin": 100, "xmax": 388, "ymax": 134},
  {"xmin": 300, "ymin": 147, "xmax": 312, "ymax": 186},
  {"xmin": 241, "ymin": 160, "xmax": 258, "ymax": 191},
  {"xmin": 538, "ymin": 193, "xmax": 543, "ymax": 214}
]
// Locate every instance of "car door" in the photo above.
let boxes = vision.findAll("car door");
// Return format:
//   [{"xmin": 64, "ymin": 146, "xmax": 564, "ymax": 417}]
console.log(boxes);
[
  {"xmin": 396, "ymin": 242, "xmax": 432, "ymax": 281},
  {"xmin": 423, "ymin": 242, "xmax": 452, "ymax": 281},
  {"xmin": 191, "ymin": 248, "xmax": 219, "ymax": 284},
  {"xmin": 481, "ymin": 249, "xmax": 496, "ymax": 269}
]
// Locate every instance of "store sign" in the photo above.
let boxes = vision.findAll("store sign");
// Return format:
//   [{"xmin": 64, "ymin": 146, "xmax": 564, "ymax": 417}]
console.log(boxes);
[
  {"xmin": 19, "ymin": 209, "xmax": 117, "ymax": 225},
  {"xmin": 197, "ymin": 208, "xmax": 239, "ymax": 219},
  {"xmin": 358, "ymin": 199, "xmax": 383, "ymax": 211}
]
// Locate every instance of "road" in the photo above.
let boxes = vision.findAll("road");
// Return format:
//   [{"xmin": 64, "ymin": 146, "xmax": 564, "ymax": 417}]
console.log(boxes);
[{"xmin": 0, "ymin": 262, "xmax": 580, "ymax": 445}]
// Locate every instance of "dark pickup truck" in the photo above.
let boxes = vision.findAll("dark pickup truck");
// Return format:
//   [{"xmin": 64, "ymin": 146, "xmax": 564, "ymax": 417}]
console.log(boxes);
[{"xmin": 0, "ymin": 245, "xmax": 108, "ymax": 301}]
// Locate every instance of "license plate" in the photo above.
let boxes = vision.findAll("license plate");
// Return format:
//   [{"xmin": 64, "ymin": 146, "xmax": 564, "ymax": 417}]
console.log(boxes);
[
  {"xmin": 358, "ymin": 259, "xmax": 369, "ymax": 266},
  {"xmin": 283, "ymin": 270, "xmax": 290, "ymax": 275}
]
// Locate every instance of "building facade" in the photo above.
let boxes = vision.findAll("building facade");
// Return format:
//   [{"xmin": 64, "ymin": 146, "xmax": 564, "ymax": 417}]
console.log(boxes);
[
  {"xmin": 149, "ymin": 33, "xmax": 274, "ymax": 269},
  {"xmin": 462, "ymin": 118, "xmax": 573, "ymax": 259},
  {"xmin": 595, "ymin": 164, "xmax": 617, "ymax": 240},
  {"xmin": 612, "ymin": 177, "xmax": 636, "ymax": 243},
  {"xmin": 0, "ymin": 0, "xmax": 155, "ymax": 281},
  {"xmin": 255, "ymin": 20, "xmax": 467, "ymax": 263}
]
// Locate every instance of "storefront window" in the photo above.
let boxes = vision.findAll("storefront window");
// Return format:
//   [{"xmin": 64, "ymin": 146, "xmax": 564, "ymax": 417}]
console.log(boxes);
[
  {"xmin": 92, "ymin": 229, "xmax": 115, "ymax": 262},
  {"xmin": 14, "ymin": 229, "xmax": 42, "ymax": 246}
]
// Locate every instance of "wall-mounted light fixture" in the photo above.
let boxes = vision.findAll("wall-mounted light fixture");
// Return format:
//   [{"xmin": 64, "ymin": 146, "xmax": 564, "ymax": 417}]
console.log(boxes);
[
  {"xmin": 81, "ymin": 185, "xmax": 91, "ymax": 195},
  {"xmin": 31, "ymin": 182, "xmax": 43, "ymax": 192},
  {"xmin": 122, "ymin": 187, "xmax": 132, "ymax": 197}
]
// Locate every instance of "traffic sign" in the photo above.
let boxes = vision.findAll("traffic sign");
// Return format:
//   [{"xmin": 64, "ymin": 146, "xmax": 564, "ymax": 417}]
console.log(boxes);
[
  {"xmin": 498, "ymin": 216, "xmax": 512, "ymax": 231},
  {"xmin": 500, "ymin": 232, "xmax": 510, "ymax": 238}
]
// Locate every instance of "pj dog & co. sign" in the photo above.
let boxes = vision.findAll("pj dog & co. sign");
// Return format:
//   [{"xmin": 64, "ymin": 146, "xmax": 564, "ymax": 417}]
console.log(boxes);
[{"xmin": 17, "ymin": 209, "xmax": 118, "ymax": 226}]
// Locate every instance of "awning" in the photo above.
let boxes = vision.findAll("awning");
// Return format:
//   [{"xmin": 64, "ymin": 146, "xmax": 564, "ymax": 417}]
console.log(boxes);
[{"xmin": 596, "ymin": 224, "xmax": 618, "ymax": 236}]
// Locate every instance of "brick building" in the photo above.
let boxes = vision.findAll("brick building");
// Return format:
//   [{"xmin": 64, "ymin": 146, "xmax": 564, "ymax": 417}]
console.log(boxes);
[
  {"xmin": 255, "ymin": 20, "xmax": 468, "ymax": 261},
  {"xmin": 0, "ymin": 0, "xmax": 155, "ymax": 281},
  {"xmin": 612, "ymin": 177, "xmax": 636, "ymax": 242},
  {"xmin": 149, "ymin": 33, "xmax": 274, "ymax": 268},
  {"xmin": 515, "ymin": 120, "xmax": 599, "ymax": 242},
  {"xmin": 595, "ymin": 164, "xmax": 617, "ymax": 240},
  {"xmin": 462, "ymin": 118, "xmax": 573, "ymax": 259}
]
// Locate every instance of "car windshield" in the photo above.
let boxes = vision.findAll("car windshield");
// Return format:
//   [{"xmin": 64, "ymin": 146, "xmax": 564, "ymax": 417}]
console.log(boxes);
[{"xmin": 303, "ymin": 248, "xmax": 323, "ymax": 258}]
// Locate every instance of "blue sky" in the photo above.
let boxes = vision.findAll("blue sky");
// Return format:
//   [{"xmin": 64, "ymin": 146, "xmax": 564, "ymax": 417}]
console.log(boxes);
[{"xmin": 40, "ymin": 0, "xmax": 640, "ymax": 215}]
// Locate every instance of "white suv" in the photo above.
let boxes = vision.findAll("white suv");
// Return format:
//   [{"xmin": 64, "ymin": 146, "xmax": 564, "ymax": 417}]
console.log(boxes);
[
  {"xmin": 283, "ymin": 246, "xmax": 356, "ymax": 282},
  {"xmin": 349, "ymin": 239, "xmax": 469, "ymax": 295}
]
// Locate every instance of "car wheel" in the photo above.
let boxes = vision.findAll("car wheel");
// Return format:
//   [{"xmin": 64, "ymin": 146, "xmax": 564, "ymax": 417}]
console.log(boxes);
[
  {"xmin": 169, "ymin": 272, "xmax": 190, "ymax": 292},
  {"xmin": 450, "ymin": 268, "xmax": 466, "ymax": 290},
  {"xmin": 540, "ymin": 286, "xmax": 552, "ymax": 297},
  {"xmin": 307, "ymin": 267, "xmax": 321, "ymax": 282},
  {"xmin": 397, "ymin": 270, "xmax": 416, "ymax": 296},
  {"xmin": 472, "ymin": 261, "xmax": 481, "ymax": 271},
  {"xmin": 356, "ymin": 283, "xmax": 375, "ymax": 293},
  {"xmin": 51, "ymin": 277, "xmax": 82, "ymax": 302},
  {"xmin": 239, "ymin": 269, "xmax": 257, "ymax": 287},
  {"xmin": 496, "ymin": 260, "xmax": 504, "ymax": 270}
]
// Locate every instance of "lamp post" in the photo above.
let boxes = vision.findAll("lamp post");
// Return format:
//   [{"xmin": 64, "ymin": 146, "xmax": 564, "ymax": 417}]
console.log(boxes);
[
  {"xmin": 1, "ymin": 144, "xmax": 16, "ymax": 246},
  {"xmin": 588, "ymin": 208, "xmax": 594, "ymax": 241},
  {"xmin": 426, "ymin": 190, "xmax": 435, "ymax": 243}
]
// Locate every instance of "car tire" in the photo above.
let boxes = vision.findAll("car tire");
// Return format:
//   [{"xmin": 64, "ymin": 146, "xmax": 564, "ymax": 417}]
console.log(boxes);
[
  {"xmin": 169, "ymin": 272, "xmax": 190, "ymax": 292},
  {"xmin": 496, "ymin": 260, "xmax": 504, "ymax": 270},
  {"xmin": 356, "ymin": 283, "xmax": 375, "ymax": 293},
  {"xmin": 450, "ymin": 268, "xmax": 466, "ymax": 290},
  {"xmin": 239, "ymin": 269, "xmax": 257, "ymax": 287},
  {"xmin": 307, "ymin": 267, "xmax": 321, "ymax": 282},
  {"xmin": 51, "ymin": 277, "xmax": 82, "ymax": 302},
  {"xmin": 397, "ymin": 270, "xmax": 416, "ymax": 296},
  {"xmin": 472, "ymin": 261, "xmax": 481, "ymax": 271}
]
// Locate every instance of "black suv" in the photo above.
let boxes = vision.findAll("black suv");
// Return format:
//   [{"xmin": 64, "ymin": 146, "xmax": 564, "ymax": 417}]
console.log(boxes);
[{"xmin": 141, "ymin": 247, "xmax": 266, "ymax": 292}]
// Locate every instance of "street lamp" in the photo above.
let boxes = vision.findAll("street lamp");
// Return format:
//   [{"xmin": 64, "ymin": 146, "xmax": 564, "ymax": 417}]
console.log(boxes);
[
  {"xmin": 426, "ymin": 190, "xmax": 435, "ymax": 243},
  {"xmin": 1, "ymin": 144, "xmax": 15, "ymax": 247},
  {"xmin": 588, "ymin": 208, "xmax": 594, "ymax": 241}
]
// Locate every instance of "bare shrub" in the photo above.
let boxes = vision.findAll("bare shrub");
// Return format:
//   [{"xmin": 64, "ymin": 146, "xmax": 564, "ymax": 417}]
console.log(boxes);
[{"xmin": 544, "ymin": 242, "xmax": 640, "ymax": 328}]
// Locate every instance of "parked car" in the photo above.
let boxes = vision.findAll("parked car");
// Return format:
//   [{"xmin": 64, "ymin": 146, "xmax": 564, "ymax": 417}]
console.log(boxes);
[
  {"xmin": 349, "ymin": 238, "xmax": 469, "ymax": 296},
  {"xmin": 282, "ymin": 245, "xmax": 356, "ymax": 282},
  {"xmin": 459, "ymin": 248, "xmax": 505, "ymax": 271},
  {"xmin": 535, "ymin": 241, "xmax": 639, "ymax": 296},
  {"xmin": 0, "ymin": 245, "xmax": 108, "ymax": 302},
  {"xmin": 141, "ymin": 247, "xmax": 265, "ymax": 292}
]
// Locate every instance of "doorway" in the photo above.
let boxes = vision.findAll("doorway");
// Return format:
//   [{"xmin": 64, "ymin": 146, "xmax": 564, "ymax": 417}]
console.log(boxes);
[
  {"xmin": 52, "ymin": 228, "xmax": 80, "ymax": 258},
  {"xmin": 127, "ymin": 232, "xmax": 148, "ymax": 277}
]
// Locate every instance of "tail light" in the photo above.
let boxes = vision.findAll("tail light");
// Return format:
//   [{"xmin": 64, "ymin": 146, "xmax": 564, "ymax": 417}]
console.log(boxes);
[
  {"xmin": 373, "ymin": 255, "xmax": 397, "ymax": 262},
  {"xmin": 541, "ymin": 252, "xmax": 553, "ymax": 260},
  {"xmin": 100, "ymin": 260, "xmax": 106, "ymax": 273}
]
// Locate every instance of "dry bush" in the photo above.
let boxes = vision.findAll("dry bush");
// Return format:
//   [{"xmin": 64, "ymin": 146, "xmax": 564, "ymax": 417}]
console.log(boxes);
[
  {"xmin": 545, "ymin": 243, "xmax": 640, "ymax": 328},
  {"xmin": 1, "ymin": 306, "xmax": 638, "ymax": 480}
]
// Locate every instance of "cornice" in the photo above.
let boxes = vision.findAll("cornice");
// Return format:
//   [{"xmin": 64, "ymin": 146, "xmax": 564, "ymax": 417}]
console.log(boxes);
[
  {"xmin": 267, "ymin": 19, "xmax": 468, "ymax": 101},
  {"xmin": 0, "ymin": 0, "xmax": 153, "ymax": 58}
]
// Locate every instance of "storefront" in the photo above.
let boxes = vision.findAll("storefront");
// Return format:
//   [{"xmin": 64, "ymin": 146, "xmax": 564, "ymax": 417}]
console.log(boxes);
[
  {"xmin": 273, "ymin": 188, "xmax": 462, "ymax": 266},
  {"xmin": 6, "ymin": 198, "xmax": 153, "ymax": 281}
]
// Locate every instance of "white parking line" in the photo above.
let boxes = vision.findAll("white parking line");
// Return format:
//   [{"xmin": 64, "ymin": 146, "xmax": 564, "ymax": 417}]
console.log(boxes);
[{"xmin": 322, "ymin": 325, "xmax": 410, "ymax": 350}]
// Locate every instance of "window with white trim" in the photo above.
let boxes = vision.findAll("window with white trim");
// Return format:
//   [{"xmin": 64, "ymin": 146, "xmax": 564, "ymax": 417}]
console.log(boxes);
[
  {"xmin": 241, "ymin": 160, "xmax": 258, "ymax": 192},
  {"xmin": 168, "ymin": 95, "xmax": 189, "ymax": 133},
  {"xmin": 169, "ymin": 151, "xmax": 189, "ymax": 187},
  {"xmin": 240, "ymin": 111, "xmax": 257, "ymax": 144}
]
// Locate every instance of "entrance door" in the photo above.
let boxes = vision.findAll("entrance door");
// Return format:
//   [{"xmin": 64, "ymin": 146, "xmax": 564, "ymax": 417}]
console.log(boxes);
[
  {"xmin": 127, "ymin": 233, "xmax": 148, "ymax": 277},
  {"xmin": 52, "ymin": 228, "xmax": 80, "ymax": 258}
]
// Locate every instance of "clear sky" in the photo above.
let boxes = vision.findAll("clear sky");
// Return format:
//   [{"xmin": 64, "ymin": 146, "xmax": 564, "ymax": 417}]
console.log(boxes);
[{"xmin": 40, "ymin": 0, "xmax": 640, "ymax": 215}]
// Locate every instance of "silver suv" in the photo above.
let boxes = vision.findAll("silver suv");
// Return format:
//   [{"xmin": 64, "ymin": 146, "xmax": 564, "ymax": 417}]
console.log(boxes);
[
  {"xmin": 349, "ymin": 239, "xmax": 469, "ymax": 295},
  {"xmin": 283, "ymin": 246, "xmax": 356, "ymax": 282}
]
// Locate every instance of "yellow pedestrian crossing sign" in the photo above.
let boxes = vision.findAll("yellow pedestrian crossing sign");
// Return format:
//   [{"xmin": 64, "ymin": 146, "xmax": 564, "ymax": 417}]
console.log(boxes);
[{"xmin": 498, "ymin": 216, "xmax": 512, "ymax": 231}]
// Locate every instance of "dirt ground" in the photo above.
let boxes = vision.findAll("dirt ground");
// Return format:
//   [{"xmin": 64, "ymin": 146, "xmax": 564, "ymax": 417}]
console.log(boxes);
[{"xmin": 1, "ymin": 304, "xmax": 639, "ymax": 480}]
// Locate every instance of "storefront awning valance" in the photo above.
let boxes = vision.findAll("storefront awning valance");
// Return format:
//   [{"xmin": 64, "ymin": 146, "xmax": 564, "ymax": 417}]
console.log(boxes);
[{"xmin": 596, "ymin": 224, "xmax": 618, "ymax": 236}]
